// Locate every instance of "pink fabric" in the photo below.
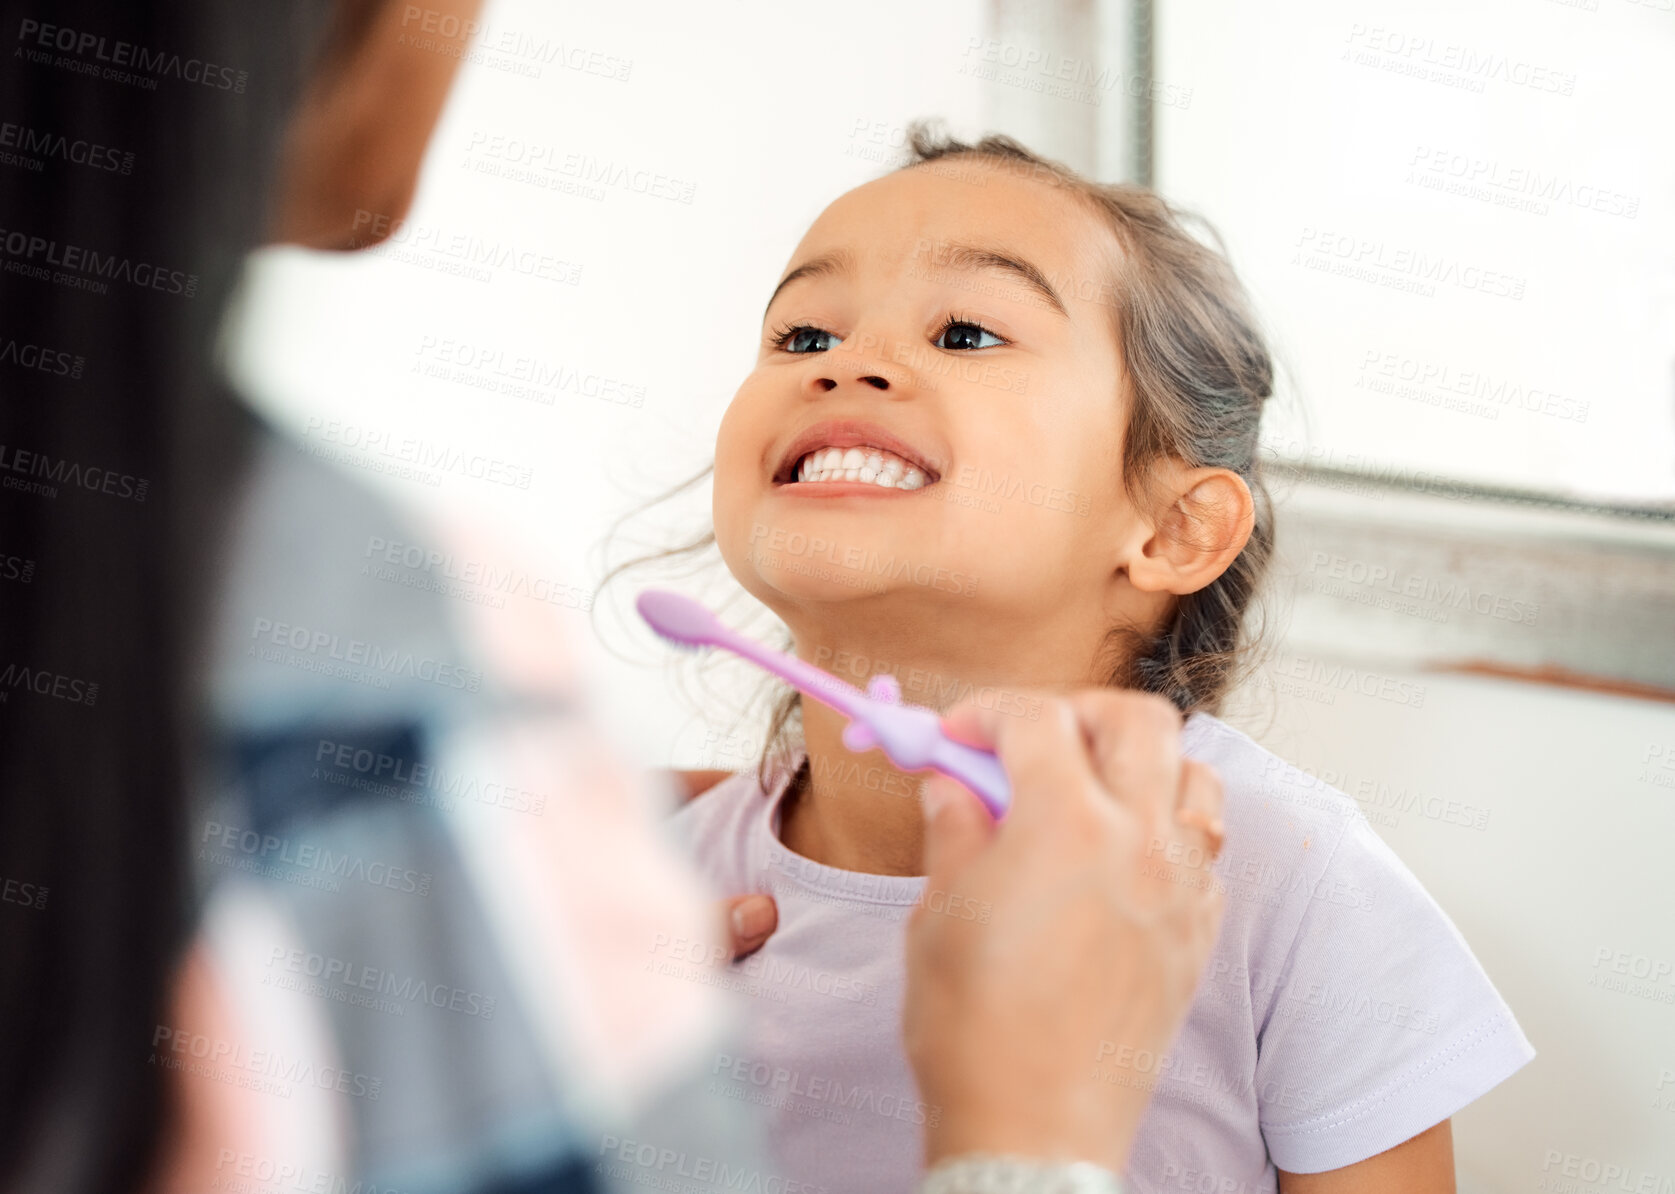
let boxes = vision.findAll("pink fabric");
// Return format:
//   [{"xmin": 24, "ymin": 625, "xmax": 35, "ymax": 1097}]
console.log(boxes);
[{"xmin": 427, "ymin": 514, "xmax": 728, "ymax": 1124}]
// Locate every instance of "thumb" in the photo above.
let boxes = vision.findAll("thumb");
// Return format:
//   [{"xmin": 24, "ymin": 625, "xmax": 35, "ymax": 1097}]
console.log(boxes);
[
  {"xmin": 719, "ymin": 893, "xmax": 777, "ymax": 960},
  {"xmin": 920, "ymin": 775, "xmax": 995, "ymax": 883}
]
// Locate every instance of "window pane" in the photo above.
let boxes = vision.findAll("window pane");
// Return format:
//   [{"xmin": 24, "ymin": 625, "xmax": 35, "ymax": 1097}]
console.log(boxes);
[{"xmin": 1155, "ymin": 0, "xmax": 1675, "ymax": 504}]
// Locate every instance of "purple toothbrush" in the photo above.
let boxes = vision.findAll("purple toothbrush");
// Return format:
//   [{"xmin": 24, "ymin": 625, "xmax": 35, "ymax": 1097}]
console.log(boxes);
[{"xmin": 636, "ymin": 589, "xmax": 1012, "ymax": 819}]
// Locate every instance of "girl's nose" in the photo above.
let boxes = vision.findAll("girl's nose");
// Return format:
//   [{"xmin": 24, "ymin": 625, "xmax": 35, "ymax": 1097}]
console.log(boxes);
[
  {"xmin": 811, "ymin": 373, "xmax": 890, "ymax": 392},
  {"xmin": 804, "ymin": 335, "xmax": 912, "ymax": 396}
]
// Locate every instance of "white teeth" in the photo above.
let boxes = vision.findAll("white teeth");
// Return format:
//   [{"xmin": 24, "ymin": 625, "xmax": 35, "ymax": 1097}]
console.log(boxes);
[{"xmin": 791, "ymin": 443, "xmax": 933, "ymax": 488}]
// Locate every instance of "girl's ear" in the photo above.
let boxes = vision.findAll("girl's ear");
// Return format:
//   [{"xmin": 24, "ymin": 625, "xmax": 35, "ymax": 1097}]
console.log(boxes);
[{"xmin": 1124, "ymin": 464, "xmax": 1256, "ymax": 596}]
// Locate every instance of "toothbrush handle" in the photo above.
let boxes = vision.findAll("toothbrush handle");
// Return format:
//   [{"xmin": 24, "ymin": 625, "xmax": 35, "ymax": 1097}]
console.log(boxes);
[{"xmin": 926, "ymin": 736, "xmax": 1012, "ymax": 820}]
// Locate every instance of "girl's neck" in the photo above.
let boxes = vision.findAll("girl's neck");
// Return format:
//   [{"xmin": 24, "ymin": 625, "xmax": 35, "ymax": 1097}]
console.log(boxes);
[
  {"xmin": 769, "ymin": 599, "xmax": 1125, "ymax": 874},
  {"xmin": 775, "ymin": 641, "xmax": 1093, "ymax": 877},
  {"xmin": 778, "ymin": 701, "xmax": 930, "ymax": 877}
]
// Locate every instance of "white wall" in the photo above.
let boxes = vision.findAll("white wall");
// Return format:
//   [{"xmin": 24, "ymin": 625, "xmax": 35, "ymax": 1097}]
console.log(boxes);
[{"xmin": 1223, "ymin": 659, "xmax": 1675, "ymax": 1193}]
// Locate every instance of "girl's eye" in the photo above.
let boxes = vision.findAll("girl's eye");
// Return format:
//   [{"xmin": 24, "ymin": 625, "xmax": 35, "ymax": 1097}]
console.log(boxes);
[
  {"xmin": 776, "ymin": 326, "xmax": 843, "ymax": 354},
  {"xmin": 935, "ymin": 320, "xmax": 1005, "ymax": 351}
]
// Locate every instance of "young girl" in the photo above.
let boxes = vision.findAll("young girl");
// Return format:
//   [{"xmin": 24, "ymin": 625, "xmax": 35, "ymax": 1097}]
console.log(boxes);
[{"xmin": 660, "ymin": 127, "xmax": 1533, "ymax": 1194}]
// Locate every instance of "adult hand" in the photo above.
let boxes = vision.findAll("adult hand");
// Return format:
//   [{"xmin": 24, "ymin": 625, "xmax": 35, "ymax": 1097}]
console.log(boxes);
[
  {"xmin": 903, "ymin": 691, "xmax": 1226, "ymax": 1176},
  {"xmin": 718, "ymin": 893, "xmax": 778, "ymax": 960}
]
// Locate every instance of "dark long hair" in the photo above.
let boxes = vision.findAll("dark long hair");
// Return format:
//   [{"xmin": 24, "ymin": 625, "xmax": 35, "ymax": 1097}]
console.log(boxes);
[{"xmin": 0, "ymin": 2, "xmax": 333, "ymax": 1188}]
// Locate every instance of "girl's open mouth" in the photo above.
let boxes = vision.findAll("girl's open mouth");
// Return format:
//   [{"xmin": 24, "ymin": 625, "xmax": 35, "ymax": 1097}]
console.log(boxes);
[
  {"xmin": 772, "ymin": 421, "xmax": 943, "ymax": 491},
  {"xmin": 791, "ymin": 446, "xmax": 930, "ymax": 490}
]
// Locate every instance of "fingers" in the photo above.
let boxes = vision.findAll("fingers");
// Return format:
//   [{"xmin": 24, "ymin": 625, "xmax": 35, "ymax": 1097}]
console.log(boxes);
[
  {"xmin": 1066, "ymin": 690, "xmax": 1184, "ymax": 839},
  {"xmin": 1173, "ymin": 760, "xmax": 1226, "ymax": 872},
  {"xmin": 719, "ymin": 893, "xmax": 777, "ymax": 960},
  {"xmin": 938, "ymin": 702, "xmax": 996, "ymax": 750},
  {"xmin": 1063, "ymin": 693, "xmax": 1223, "ymax": 874},
  {"xmin": 919, "ymin": 775, "xmax": 996, "ymax": 886},
  {"xmin": 941, "ymin": 696, "xmax": 1096, "ymax": 828}
]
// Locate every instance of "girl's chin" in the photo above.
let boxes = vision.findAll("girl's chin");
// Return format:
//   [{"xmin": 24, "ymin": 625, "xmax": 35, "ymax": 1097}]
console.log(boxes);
[
  {"xmin": 719, "ymin": 523, "xmax": 980, "ymax": 611},
  {"xmin": 742, "ymin": 558, "xmax": 980, "ymax": 608}
]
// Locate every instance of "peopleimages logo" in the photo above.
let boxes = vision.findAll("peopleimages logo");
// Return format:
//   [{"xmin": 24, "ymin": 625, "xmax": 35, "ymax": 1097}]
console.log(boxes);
[
  {"xmin": 0, "ymin": 553, "xmax": 35, "ymax": 584},
  {"xmin": 1305, "ymin": 550, "xmax": 1540, "ymax": 627},
  {"xmin": 596, "ymin": 1136, "xmax": 827, "ymax": 1194},
  {"xmin": 0, "ymin": 443, "xmax": 146, "ymax": 500},
  {"xmin": 350, "ymin": 210, "xmax": 582, "ymax": 287},
  {"xmin": 1293, "ymin": 227, "xmax": 1525, "ymax": 301},
  {"xmin": 0, "ymin": 121, "xmax": 133, "ymax": 174},
  {"xmin": 15, "ymin": 18, "xmax": 248, "ymax": 91},
  {"xmin": 462, "ymin": 132, "xmax": 697, "ymax": 204},
  {"xmin": 0, "ymin": 662, "xmax": 98, "ymax": 705},
  {"xmin": 710, "ymin": 1053, "xmax": 941, "ymax": 1126},
  {"xmin": 0, "ymin": 333, "xmax": 84, "ymax": 378},
  {"xmin": 748, "ymin": 524, "xmax": 978, "ymax": 596},
  {"xmin": 313, "ymin": 738, "xmax": 549, "ymax": 816},
  {"xmin": 1270, "ymin": 655, "xmax": 1427, "ymax": 708},
  {"xmin": 200, "ymin": 820, "xmax": 433, "ymax": 896},
  {"xmin": 413, "ymin": 334, "xmax": 646, "ymax": 409},
  {"xmin": 213, "ymin": 1152, "xmax": 410, "ymax": 1194},
  {"xmin": 248, "ymin": 618, "xmax": 482, "ymax": 692},
  {"xmin": 151, "ymin": 1025, "xmax": 384, "ymax": 1100},
  {"xmin": 301, "ymin": 416, "xmax": 535, "ymax": 489},
  {"xmin": 397, "ymin": 6, "xmax": 633, "ymax": 82},
  {"xmin": 0, "ymin": 225, "xmax": 198, "ymax": 296},
  {"xmin": 266, "ymin": 947, "xmax": 497, "ymax": 1019},
  {"xmin": 363, "ymin": 536, "xmax": 593, "ymax": 612}
]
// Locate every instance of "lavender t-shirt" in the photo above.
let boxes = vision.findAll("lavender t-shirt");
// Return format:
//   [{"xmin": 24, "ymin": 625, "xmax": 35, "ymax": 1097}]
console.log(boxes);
[{"xmin": 665, "ymin": 712, "xmax": 1534, "ymax": 1194}]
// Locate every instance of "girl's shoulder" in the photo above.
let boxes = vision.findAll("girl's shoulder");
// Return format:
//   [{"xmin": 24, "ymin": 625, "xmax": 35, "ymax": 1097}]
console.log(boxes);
[
  {"xmin": 1183, "ymin": 710, "xmax": 1364, "ymax": 855},
  {"xmin": 664, "ymin": 763, "xmax": 792, "ymax": 884},
  {"xmin": 1178, "ymin": 715, "xmax": 1535, "ymax": 1172},
  {"xmin": 1180, "ymin": 712, "xmax": 1402, "ymax": 943},
  {"xmin": 667, "ymin": 764, "xmax": 766, "ymax": 825}
]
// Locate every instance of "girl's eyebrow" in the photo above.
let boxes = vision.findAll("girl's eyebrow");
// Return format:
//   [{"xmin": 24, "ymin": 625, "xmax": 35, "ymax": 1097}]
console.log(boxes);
[
  {"xmin": 764, "ymin": 249, "xmax": 857, "ymax": 317},
  {"xmin": 764, "ymin": 243, "xmax": 1069, "ymax": 318},
  {"xmin": 929, "ymin": 243, "xmax": 1068, "ymax": 317}
]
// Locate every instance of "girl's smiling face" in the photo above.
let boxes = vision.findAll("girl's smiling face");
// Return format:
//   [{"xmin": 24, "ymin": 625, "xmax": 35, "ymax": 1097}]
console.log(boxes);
[{"xmin": 713, "ymin": 158, "xmax": 1164, "ymax": 673}]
